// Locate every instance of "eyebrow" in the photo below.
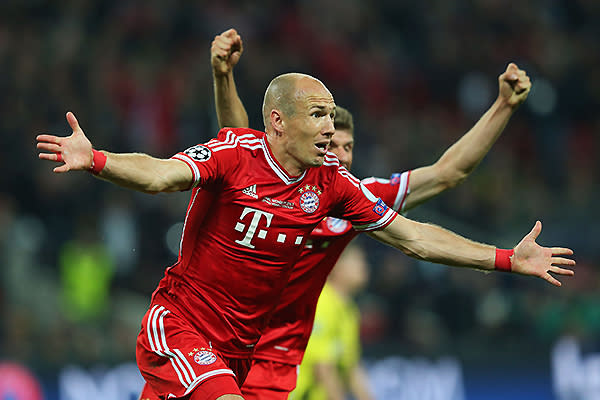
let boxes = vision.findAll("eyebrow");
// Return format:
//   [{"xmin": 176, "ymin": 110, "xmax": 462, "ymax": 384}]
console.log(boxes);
[
  {"xmin": 332, "ymin": 138, "xmax": 354, "ymax": 146},
  {"xmin": 310, "ymin": 105, "xmax": 336, "ymax": 113}
]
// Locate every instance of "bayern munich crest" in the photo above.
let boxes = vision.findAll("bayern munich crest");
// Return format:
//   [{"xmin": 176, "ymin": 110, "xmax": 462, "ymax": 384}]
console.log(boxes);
[
  {"xmin": 193, "ymin": 350, "xmax": 217, "ymax": 365},
  {"xmin": 299, "ymin": 191, "xmax": 320, "ymax": 213},
  {"xmin": 326, "ymin": 217, "xmax": 350, "ymax": 233},
  {"xmin": 184, "ymin": 145, "xmax": 211, "ymax": 162}
]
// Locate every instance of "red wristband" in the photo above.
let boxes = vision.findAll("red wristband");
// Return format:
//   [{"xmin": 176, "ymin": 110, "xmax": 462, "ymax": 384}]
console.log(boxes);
[
  {"xmin": 90, "ymin": 149, "xmax": 107, "ymax": 175},
  {"xmin": 494, "ymin": 248, "xmax": 514, "ymax": 272}
]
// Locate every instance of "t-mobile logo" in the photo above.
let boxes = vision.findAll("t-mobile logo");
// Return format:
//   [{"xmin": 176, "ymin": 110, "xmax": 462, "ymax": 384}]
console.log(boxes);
[{"xmin": 234, "ymin": 207, "xmax": 274, "ymax": 248}]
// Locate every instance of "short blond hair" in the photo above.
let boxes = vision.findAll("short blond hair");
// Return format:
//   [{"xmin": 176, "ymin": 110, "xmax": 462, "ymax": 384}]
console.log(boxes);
[{"xmin": 334, "ymin": 106, "xmax": 354, "ymax": 134}]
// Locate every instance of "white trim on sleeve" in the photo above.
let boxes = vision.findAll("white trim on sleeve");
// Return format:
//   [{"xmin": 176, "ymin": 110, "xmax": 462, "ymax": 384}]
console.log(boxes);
[
  {"xmin": 171, "ymin": 154, "xmax": 201, "ymax": 188},
  {"xmin": 393, "ymin": 171, "xmax": 411, "ymax": 212},
  {"xmin": 352, "ymin": 208, "xmax": 397, "ymax": 232}
]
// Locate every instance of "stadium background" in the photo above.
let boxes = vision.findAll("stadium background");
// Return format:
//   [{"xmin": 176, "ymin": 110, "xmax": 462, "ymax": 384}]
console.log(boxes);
[{"xmin": 1, "ymin": 1, "xmax": 598, "ymax": 399}]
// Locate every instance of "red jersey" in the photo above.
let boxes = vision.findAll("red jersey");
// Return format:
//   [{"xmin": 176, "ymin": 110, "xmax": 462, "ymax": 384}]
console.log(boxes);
[
  {"xmin": 251, "ymin": 171, "xmax": 411, "ymax": 365},
  {"xmin": 150, "ymin": 128, "xmax": 398, "ymax": 358}
]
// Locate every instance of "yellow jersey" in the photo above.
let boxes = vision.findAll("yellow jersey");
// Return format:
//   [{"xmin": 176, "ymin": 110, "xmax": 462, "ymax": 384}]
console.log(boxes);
[{"xmin": 291, "ymin": 283, "xmax": 361, "ymax": 400}]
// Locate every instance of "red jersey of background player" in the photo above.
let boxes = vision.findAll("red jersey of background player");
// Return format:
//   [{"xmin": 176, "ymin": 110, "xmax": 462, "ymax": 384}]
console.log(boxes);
[
  {"xmin": 250, "ymin": 171, "xmax": 411, "ymax": 365},
  {"xmin": 149, "ymin": 127, "xmax": 398, "ymax": 358}
]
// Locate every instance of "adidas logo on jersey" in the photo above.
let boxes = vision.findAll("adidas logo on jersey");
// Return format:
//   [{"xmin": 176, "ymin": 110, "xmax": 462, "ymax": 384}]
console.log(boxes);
[{"xmin": 242, "ymin": 184, "xmax": 258, "ymax": 199}]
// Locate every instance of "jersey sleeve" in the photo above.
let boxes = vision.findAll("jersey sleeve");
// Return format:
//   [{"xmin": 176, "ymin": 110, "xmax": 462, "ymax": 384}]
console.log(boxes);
[
  {"xmin": 170, "ymin": 135, "xmax": 241, "ymax": 188},
  {"xmin": 361, "ymin": 170, "xmax": 411, "ymax": 213},
  {"xmin": 330, "ymin": 166, "xmax": 398, "ymax": 232}
]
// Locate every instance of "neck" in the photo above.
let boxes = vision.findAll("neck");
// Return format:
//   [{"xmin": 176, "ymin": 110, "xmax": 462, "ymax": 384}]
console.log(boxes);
[{"xmin": 265, "ymin": 133, "xmax": 306, "ymax": 177}]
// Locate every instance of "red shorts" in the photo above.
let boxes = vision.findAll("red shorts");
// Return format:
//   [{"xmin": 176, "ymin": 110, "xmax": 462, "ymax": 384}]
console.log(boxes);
[
  {"xmin": 136, "ymin": 304, "xmax": 251, "ymax": 399},
  {"xmin": 241, "ymin": 359, "xmax": 299, "ymax": 400},
  {"xmin": 138, "ymin": 378, "xmax": 241, "ymax": 400}
]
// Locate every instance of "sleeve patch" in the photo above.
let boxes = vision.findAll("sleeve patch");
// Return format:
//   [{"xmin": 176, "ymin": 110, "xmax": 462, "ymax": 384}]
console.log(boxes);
[
  {"xmin": 184, "ymin": 145, "xmax": 212, "ymax": 162},
  {"xmin": 372, "ymin": 198, "xmax": 389, "ymax": 216},
  {"xmin": 390, "ymin": 173, "xmax": 402, "ymax": 186}
]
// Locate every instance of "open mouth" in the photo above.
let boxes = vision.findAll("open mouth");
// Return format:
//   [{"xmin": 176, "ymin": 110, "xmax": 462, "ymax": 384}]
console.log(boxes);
[{"xmin": 314, "ymin": 142, "xmax": 329, "ymax": 155}]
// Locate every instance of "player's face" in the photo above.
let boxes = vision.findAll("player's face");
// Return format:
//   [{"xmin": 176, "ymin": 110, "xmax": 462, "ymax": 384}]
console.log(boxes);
[
  {"xmin": 284, "ymin": 79, "xmax": 335, "ymax": 170},
  {"xmin": 328, "ymin": 129, "xmax": 354, "ymax": 170}
]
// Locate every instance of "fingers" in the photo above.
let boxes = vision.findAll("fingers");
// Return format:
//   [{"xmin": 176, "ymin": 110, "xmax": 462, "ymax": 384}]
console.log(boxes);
[
  {"xmin": 526, "ymin": 220, "xmax": 542, "ymax": 240},
  {"xmin": 53, "ymin": 164, "xmax": 71, "ymax": 173},
  {"xmin": 514, "ymin": 75, "xmax": 531, "ymax": 95},
  {"xmin": 549, "ymin": 265, "xmax": 575, "ymax": 276},
  {"xmin": 212, "ymin": 31, "xmax": 242, "ymax": 54},
  {"xmin": 551, "ymin": 257, "xmax": 576, "ymax": 267},
  {"xmin": 543, "ymin": 265, "xmax": 576, "ymax": 287},
  {"xmin": 36, "ymin": 134, "xmax": 62, "ymax": 145},
  {"xmin": 37, "ymin": 141, "xmax": 61, "ymax": 153},
  {"xmin": 551, "ymin": 247, "xmax": 574, "ymax": 256},
  {"xmin": 39, "ymin": 153, "xmax": 57, "ymax": 161},
  {"xmin": 37, "ymin": 141, "xmax": 65, "ymax": 162},
  {"xmin": 221, "ymin": 28, "xmax": 238, "ymax": 38},
  {"xmin": 503, "ymin": 63, "xmax": 520, "ymax": 82},
  {"xmin": 66, "ymin": 111, "xmax": 81, "ymax": 132},
  {"xmin": 40, "ymin": 148, "xmax": 72, "ymax": 171},
  {"xmin": 542, "ymin": 258, "xmax": 575, "ymax": 287},
  {"xmin": 213, "ymin": 38, "xmax": 233, "ymax": 54},
  {"xmin": 542, "ymin": 273, "xmax": 562, "ymax": 287},
  {"xmin": 500, "ymin": 63, "xmax": 531, "ymax": 95}
]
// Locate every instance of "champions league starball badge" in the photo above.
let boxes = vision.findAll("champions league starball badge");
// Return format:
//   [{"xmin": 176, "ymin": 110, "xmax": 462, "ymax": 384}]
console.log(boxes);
[{"xmin": 184, "ymin": 145, "xmax": 212, "ymax": 162}]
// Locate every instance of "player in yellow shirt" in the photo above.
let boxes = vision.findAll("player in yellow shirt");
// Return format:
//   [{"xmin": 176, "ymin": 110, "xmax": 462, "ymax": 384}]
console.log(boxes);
[{"xmin": 291, "ymin": 242, "xmax": 374, "ymax": 400}]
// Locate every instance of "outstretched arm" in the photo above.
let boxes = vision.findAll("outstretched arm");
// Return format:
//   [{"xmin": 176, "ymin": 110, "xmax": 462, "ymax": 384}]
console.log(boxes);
[
  {"xmin": 370, "ymin": 218, "xmax": 574, "ymax": 287},
  {"xmin": 403, "ymin": 63, "xmax": 531, "ymax": 210},
  {"xmin": 37, "ymin": 112, "xmax": 192, "ymax": 193},
  {"xmin": 212, "ymin": 28, "xmax": 249, "ymax": 129}
]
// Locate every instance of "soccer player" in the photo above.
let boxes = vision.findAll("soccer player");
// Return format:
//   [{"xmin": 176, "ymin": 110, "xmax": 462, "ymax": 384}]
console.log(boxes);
[
  {"xmin": 209, "ymin": 29, "xmax": 570, "ymax": 400},
  {"xmin": 38, "ymin": 71, "xmax": 574, "ymax": 400},
  {"xmin": 291, "ymin": 242, "xmax": 374, "ymax": 400}
]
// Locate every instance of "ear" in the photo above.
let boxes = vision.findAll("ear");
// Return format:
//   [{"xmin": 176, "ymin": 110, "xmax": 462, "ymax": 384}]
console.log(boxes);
[{"xmin": 270, "ymin": 109, "xmax": 284, "ymax": 136}]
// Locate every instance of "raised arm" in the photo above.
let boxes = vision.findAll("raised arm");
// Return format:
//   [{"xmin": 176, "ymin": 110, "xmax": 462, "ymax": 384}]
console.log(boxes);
[
  {"xmin": 403, "ymin": 63, "xmax": 531, "ymax": 210},
  {"xmin": 370, "ymin": 217, "xmax": 575, "ymax": 287},
  {"xmin": 37, "ymin": 112, "xmax": 193, "ymax": 194},
  {"xmin": 211, "ymin": 28, "xmax": 249, "ymax": 129}
]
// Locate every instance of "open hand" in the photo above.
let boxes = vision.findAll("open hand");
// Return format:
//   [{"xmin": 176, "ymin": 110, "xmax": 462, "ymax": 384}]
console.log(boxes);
[
  {"xmin": 512, "ymin": 221, "xmax": 575, "ymax": 286},
  {"xmin": 37, "ymin": 112, "xmax": 93, "ymax": 173},
  {"xmin": 211, "ymin": 28, "xmax": 244, "ymax": 76},
  {"xmin": 498, "ymin": 62, "xmax": 531, "ymax": 107}
]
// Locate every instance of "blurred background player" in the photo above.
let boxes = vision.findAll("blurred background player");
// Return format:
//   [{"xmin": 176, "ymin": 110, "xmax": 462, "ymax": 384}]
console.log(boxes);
[
  {"xmin": 291, "ymin": 242, "xmax": 374, "ymax": 400},
  {"xmin": 207, "ymin": 28, "xmax": 552, "ymax": 400}
]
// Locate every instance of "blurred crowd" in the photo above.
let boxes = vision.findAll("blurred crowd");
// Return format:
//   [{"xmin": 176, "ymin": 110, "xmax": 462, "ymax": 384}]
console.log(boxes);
[{"xmin": 1, "ymin": 0, "xmax": 599, "ymax": 377}]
